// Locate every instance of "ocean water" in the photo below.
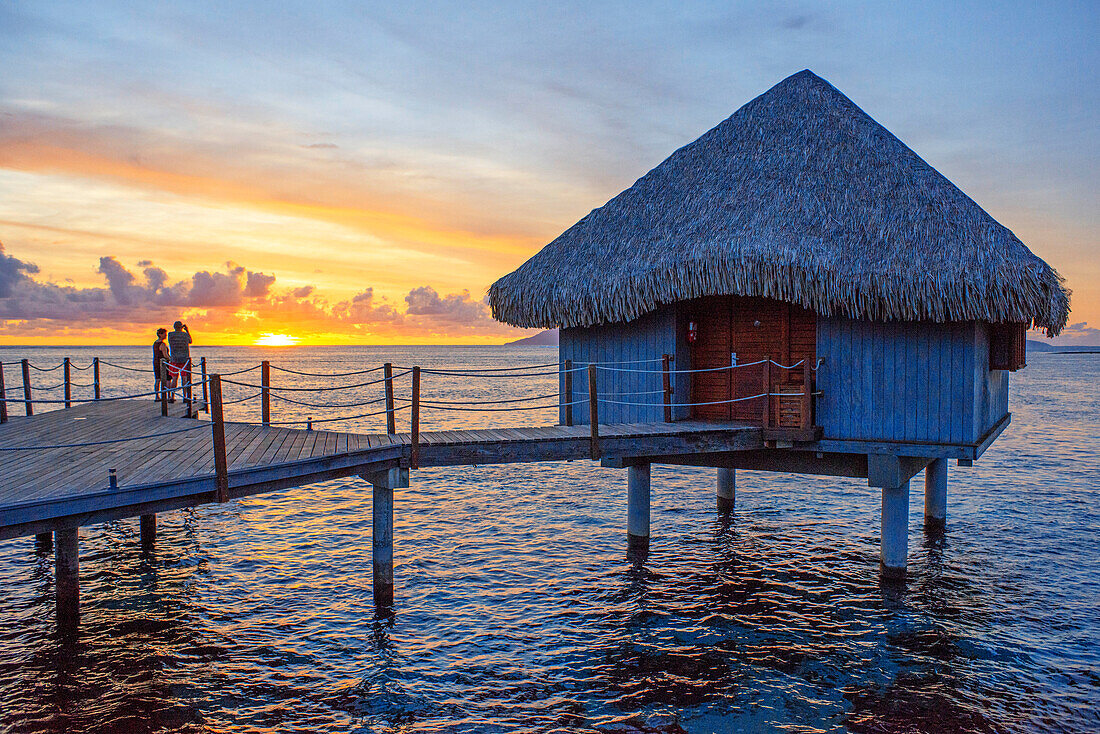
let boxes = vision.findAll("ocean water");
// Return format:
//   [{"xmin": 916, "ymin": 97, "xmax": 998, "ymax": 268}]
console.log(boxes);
[{"xmin": 0, "ymin": 345, "xmax": 1096, "ymax": 733}]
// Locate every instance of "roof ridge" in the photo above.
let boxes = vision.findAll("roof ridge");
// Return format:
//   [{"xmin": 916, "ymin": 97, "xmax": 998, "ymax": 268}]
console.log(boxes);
[{"xmin": 489, "ymin": 71, "xmax": 1070, "ymax": 335}]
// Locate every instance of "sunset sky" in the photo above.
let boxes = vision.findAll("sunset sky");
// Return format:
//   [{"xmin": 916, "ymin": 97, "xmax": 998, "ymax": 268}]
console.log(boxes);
[{"xmin": 0, "ymin": 1, "xmax": 1096, "ymax": 345}]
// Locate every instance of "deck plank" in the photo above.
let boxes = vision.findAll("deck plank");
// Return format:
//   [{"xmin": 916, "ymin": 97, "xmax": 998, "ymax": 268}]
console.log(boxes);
[{"xmin": 0, "ymin": 398, "xmax": 764, "ymax": 539}]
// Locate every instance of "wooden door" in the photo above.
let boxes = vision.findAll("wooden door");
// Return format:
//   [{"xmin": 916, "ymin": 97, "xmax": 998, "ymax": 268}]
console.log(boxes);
[
  {"xmin": 689, "ymin": 296, "xmax": 733, "ymax": 420},
  {"xmin": 690, "ymin": 296, "xmax": 816, "ymax": 423}
]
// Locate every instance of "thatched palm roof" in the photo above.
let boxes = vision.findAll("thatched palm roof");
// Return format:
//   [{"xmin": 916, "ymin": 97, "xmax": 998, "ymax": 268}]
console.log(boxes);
[{"xmin": 489, "ymin": 70, "xmax": 1070, "ymax": 335}]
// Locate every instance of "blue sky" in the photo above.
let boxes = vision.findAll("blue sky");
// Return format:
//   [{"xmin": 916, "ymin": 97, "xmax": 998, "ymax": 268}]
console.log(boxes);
[{"xmin": 0, "ymin": 1, "xmax": 1096, "ymax": 343}]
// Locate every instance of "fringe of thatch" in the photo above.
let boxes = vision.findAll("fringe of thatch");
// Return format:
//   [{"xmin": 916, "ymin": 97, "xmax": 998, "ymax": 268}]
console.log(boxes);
[
  {"xmin": 490, "ymin": 252, "xmax": 1070, "ymax": 335},
  {"xmin": 488, "ymin": 70, "xmax": 1071, "ymax": 335}
]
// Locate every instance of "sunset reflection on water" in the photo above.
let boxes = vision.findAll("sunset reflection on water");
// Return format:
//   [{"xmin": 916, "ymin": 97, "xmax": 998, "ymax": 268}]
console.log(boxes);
[{"xmin": 0, "ymin": 346, "xmax": 1096, "ymax": 732}]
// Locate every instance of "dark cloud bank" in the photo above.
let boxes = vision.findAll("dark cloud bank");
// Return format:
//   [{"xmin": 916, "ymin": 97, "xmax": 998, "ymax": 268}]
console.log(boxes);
[{"xmin": 0, "ymin": 241, "xmax": 505, "ymax": 338}]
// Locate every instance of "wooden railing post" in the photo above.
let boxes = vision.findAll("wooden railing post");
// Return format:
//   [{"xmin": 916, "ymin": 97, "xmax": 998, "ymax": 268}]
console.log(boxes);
[
  {"xmin": 802, "ymin": 359, "xmax": 813, "ymax": 430},
  {"xmin": 563, "ymin": 359, "xmax": 573, "ymax": 427},
  {"xmin": 662, "ymin": 353, "xmax": 673, "ymax": 423},
  {"xmin": 761, "ymin": 356, "xmax": 771, "ymax": 429},
  {"xmin": 184, "ymin": 360, "xmax": 193, "ymax": 418},
  {"xmin": 93, "ymin": 358, "xmax": 100, "ymax": 400},
  {"xmin": 21, "ymin": 359, "xmax": 32, "ymax": 416},
  {"xmin": 63, "ymin": 358, "xmax": 72, "ymax": 409},
  {"xmin": 160, "ymin": 362, "xmax": 169, "ymax": 417},
  {"xmin": 261, "ymin": 360, "xmax": 271, "ymax": 426},
  {"xmin": 209, "ymin": 374, "xmax": 229, "ymax": 502},
  {"xmin": 383, "ymin": 362, "xmax": 396, "ymax": 434},
  {"xmin": 588, "ymin": 364, "xmax": 601, "ymax": 459},
  {"xmin": 200, "ymin": 357, "xmax": 209, "ymax": 412},
  {"xmin": 0, "ymin": 362, "xmax": 7, "ymax": 423},
  {"xmin": 410, "ymin": 366, "xmax": 420, "ymax": 469}
]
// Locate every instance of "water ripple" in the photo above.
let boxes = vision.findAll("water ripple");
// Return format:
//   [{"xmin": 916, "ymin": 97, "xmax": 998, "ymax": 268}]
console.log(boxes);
[{"xmin": 0, "ymin": 347, "xmax": 1097, "ymax": 732}]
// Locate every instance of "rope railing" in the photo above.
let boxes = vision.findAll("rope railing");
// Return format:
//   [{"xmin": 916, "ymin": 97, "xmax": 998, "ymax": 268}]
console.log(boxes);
[
  {"xmin": 420, "ymin": 391, "xmax": 560, "ymax": 406},
  {"xmin": 223, "ymin": 370, "xmax": 409, "ymax": 392},
  {"xmin": 266, "ymin": 402, "xmax": 411, "ymax": 426},
  {"xmin": 417, "ymin": 367, "xmax": 566, "ymax": 378},
  {"xmin": 0, "ymin": 351, "xmax": 822, "ymax": 483},
  {"xmin": 269, "ymin": 364, "xmax": 386, "ymax": 377},
  {"xmin": 269, "ymin": 393, "xmax": 390, "ymax": 409},
  {"xmin": 25, "ymin": 361, "xmax": 65, "ymax": 372},
  {"xmin": 0, "ymin": 379, "xmax": 210, "ymax": 404},
  {"xmin": 98, "ymin": 360, "xmax": 149, "ymax": 373},
  {"xmin": 418, "ymin": 401, "xmax": 565, "ymax": 412}
]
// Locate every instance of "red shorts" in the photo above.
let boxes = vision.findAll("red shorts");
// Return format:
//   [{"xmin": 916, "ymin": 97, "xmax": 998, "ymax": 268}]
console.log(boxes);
[{"xmin": 167, "ymin": 361, "xmax": 191, "ymax": 381}]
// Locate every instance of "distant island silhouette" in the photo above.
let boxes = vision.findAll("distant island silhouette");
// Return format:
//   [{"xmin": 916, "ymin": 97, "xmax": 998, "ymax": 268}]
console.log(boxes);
[
  {"xmin": 1027, "ymin": 340, "xmax": 1100, "ymax": 354},
  {"xmin": 506, "ymin": 329, "xmax": 558, "ymax": 346}
]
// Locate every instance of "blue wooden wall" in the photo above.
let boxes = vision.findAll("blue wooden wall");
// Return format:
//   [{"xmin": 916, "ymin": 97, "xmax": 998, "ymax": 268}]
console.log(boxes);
[
  {"xmin": 561, "ymin": 306, "xmax": 1010, "ymax": 447},
  {"xmin": 816, "ymin": 317, "xmax": 1009, "ymax": 444},
  {"xmin": 559, "ymin": 305, "xmax": 690, "ymax": 425}
]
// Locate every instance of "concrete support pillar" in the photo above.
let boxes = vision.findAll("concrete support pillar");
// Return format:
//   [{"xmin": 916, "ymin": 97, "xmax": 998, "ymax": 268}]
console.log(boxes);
[
  {"xmin": 717, "ymin": 467, "xmax": 735, "ymax": 513},
  {"xmin": 140, "ymin": 514, "xmax": 157, "ymax": 547},
  {"xmin": 627, "ymin": 463, "xmax": 651, "ymax": 556},
  {"xmin": 372, "ymin": 479, "xmax": 394, "ymax": 609},
  {"xmin": 880, "ymin": 481, "xmax": 910, "ymax": 580},
  {"xmin": 54, "ymin": 527, "xmax": 79, "ymax": 631},
  {"xmin": 924, "ymin": 459, "xmax": 947, "ymax": 532}
]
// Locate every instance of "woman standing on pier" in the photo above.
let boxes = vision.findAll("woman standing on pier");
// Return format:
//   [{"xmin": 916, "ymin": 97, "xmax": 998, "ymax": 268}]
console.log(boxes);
[{"xmin": 152, "ymin": 328, "xmax": 169, "ymax": 400}]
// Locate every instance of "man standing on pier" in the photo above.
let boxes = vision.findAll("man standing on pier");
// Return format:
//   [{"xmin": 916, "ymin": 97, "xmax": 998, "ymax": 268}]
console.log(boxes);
[{"xmin": 166, "ymin": 320, "xmax": 192, "ymax": 400}]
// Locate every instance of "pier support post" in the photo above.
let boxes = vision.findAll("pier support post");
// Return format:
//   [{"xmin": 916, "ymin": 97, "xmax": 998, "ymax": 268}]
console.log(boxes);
[
  {"xmin": 924, "ymin": 458, "xmax": 947, "ymax": 532},
  {"xmin": 717, "ymin": 467, "xmax": 735, "ymax": 513},
  {"xmin": 367, "ymin": 469, "xmax": 404, "ymax": 610},
  {"xmin": 54, "ymin": 527, "xmax": 79, "ymax": 631},
  {"xmin": 880, "ymin": 481, "xmax": 910, "ymax": 580},
  {"xmin": 627, "ymin": 463, "xmax": 651, "ymax": 556},
  {"xmin": 140, "ymin": 514, "xmax": 157, "ymax": 547}
]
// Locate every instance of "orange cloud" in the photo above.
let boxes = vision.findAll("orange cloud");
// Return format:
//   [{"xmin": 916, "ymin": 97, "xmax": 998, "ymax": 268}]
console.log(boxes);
[
  {"xmin": 0, "ymin": 242, "xmax": 525, "ymax": 345},
  {"xmin": 0, "ymin": 114, "xmax": 555, "ymax": 267}
]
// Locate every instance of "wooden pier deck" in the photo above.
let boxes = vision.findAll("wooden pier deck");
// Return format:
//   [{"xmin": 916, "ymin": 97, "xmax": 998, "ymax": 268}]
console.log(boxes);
[{"xmin": 0, "ymin": 398, "xmax": 761, "ymax": 541}]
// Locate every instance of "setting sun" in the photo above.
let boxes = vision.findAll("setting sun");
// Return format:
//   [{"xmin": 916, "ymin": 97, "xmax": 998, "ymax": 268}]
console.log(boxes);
[{"xmin": 253, "ymin": 333, "xmax": 300, "ymax": 347}]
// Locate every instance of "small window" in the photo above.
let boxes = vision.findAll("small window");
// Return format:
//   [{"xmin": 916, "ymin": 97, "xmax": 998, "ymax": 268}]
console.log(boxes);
[{"xmin": 989, "ymin": 323, "xmax": 1026, "ymax": 371}]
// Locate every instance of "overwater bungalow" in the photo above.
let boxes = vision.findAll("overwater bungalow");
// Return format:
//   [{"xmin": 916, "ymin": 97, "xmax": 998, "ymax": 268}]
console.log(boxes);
[{"xmin": 490, "ymin": 70, "xmax": 1070, "ymax": 577}]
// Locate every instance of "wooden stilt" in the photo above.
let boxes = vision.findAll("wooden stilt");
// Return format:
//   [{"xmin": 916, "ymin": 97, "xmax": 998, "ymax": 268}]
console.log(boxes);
[
  {"xmin": 717, "ymin": 467, "xmax": 735, "ymax": 513},
  {"xmin": 54, "ymin": 527, "xmax": 79, "ymax": 631},
  {"xmin": 140, "ymin": 514, "xmax": 157, "ymax": 547},
  {"xmin": 410, "ymin": 366, "xmax": 420, "ymax": 470},
  {"xmin": 209, "ymin": 375, "xmax": 229, "ymax": 502},
  {"xmin": 627, "ymin": 463, "xmax": 651, "ymax": 556},
  {"xmin": 34, "ymin": 532, "xmax": 52, "ymax": 552},
  {"xmin": 880, "ymin": 480, "xmax": 910, "ymax": 580},
  {"xmin": 588, "ymin": 365, "xmax": 601, "ymax": 459},
  {"xmin": 924, "ymin": 458, "xmax": 947, "ymax": 531},
  {"xmin": 371, "ymin": 473, "xmax": 395, "ymax": 609}
]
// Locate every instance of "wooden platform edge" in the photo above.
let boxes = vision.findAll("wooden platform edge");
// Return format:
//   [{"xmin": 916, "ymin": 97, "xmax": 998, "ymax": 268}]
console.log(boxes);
[{"xmin": 0, "ymin": 445, "xmax": 404, "ymax": 540}]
